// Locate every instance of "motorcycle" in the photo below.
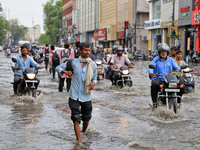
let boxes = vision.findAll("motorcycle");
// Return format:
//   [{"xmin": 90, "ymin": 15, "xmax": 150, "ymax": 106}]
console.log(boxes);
[
  {"xmin": 149, "ymin": 64, "xmax": 184, "ymax": 113},
  {"xmin": 94, "ymin": 59, "xmax": 104, "ymax": 80},
  {"xmin": 180, "ymin": 65, "xmax": 195, "ymax": 93},
  {"xmin": 12, "ymin": 58, "xmax": 40, "ymax": 98},
  {"xmin": 116, "ymin": 66, "xmax": 132, "ymax": 88},
  {"xmin": 34, "ymin": 54, "xmax": 43, "ymax": 64}
]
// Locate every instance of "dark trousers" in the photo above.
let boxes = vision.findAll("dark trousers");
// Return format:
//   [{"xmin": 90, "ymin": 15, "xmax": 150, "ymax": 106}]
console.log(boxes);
[
  {"xmin": 44, "ymin": 59, "xmax": 49, "ymax": 70},
  {"xmin": 151, "ymin": 79, "xmax": 162, "ymax": 102},
  {"xmin": 113, "ymin": 71, "xmax": 121, "ymax": 85},
  {"xmin": 52, "ymin": 66, "xmax": 56, "ymax": 78},
  {"xmin": 109, "ymin": 70, "xmax": 114, "ymax": 83},
  {"xmin": 13, "ymin": 75, "xmax": 21, "ymax": 92},
  {"xmin": 59, "ymin": 77, "xmax": 71, "ymax": 92}
]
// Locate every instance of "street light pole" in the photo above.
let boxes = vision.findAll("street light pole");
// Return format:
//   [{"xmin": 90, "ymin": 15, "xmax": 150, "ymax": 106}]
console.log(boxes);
[{"xmin": 133, "ymin": 0, "xmax": 137, "ymax": 54}]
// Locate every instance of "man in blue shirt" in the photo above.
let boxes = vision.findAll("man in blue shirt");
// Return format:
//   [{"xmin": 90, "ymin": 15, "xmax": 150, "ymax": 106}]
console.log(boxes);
[
  {"xmin": 56, "ymin": 43, "xmax": 97, "ymax": 142},
  {"xmin": 149, "ymin": 43, "xmax": 180, "ymax": 108},
  {"xmin": 11, "ymin": 44, "xmax": 43, "ymax": 96}
]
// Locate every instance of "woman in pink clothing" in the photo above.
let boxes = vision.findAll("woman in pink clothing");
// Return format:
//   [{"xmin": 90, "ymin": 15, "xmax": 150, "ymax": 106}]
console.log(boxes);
[{"xmin": 58, "ymin": 44, "xmax": 75, "ymax": 92}]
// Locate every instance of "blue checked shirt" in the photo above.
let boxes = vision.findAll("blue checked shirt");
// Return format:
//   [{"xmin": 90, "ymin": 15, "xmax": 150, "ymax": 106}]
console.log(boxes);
[{"xmin": 11, "ymin": 54, "xmax": 40, "ymax": 77}]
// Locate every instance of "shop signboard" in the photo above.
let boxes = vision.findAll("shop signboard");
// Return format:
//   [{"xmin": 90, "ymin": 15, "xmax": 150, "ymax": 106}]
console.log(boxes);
[
  {"xmin": 192, "ymin": 10, "xmax": 200, "ymax": 25},
  {"xmin": 98, "ymin": 29, "xmax": 107, "ymax": 41},
  {"xmin": 144, "ymin": 19, "xmax": 161, "ymax": 30}
]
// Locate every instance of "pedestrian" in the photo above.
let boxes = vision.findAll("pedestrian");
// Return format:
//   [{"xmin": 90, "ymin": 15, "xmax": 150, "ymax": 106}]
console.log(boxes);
[
  {"xmin": 49, "ymin": 45, "xmax": 61, "ymax": 78},
  {"xmin": 61, "ymin": 44, "xmax": 74, "ymax": 59},
  {"xmin": 177, "ymin": 39, "xmax": 181, "ymax": 50},
  {"xmin": 56, "ymin": 42, "xmax": 97, "ymax": 142},
  {"xmin": 40, "ymin": 44, "xmax": 50, "ymax": 71},
  {"xmin": 57, "ymin": 43, "xmax": 75, "ymax": 92},
  {"xmin": 74, "ymin": 42, "xmax": 81, "ymax": 58},
  {"xmin": 6, "ymin": 47, "xmax": 11, "ymax": 57}
]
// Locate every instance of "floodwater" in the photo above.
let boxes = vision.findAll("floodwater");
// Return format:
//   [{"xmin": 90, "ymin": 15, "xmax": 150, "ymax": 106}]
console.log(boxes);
[{"xmin": 0, "ymin": 51, "xmax": 200, "ymax": 150}]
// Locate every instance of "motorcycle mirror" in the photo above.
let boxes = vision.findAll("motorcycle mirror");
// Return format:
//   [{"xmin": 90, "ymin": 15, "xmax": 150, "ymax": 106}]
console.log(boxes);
[
  {"xmin": 12, "ymin": 57, "xmax": 17, "ymax": 63},
  {"xmin": 180, "ymin": 65, "xmax": 188, "ymax": 69},
  {"xmin": 149, "ymin": 64, "xmax": 156, "ymax": 69}
]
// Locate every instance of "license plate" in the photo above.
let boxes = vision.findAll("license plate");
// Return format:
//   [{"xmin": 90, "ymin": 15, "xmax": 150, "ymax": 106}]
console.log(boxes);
[
  {"xmin": 25, "ymin": 80, "xmax": 38, "ymax": 83},
  {"xmin": 165, "ymin": 89, "xmax": 180, "ymax": 92}
]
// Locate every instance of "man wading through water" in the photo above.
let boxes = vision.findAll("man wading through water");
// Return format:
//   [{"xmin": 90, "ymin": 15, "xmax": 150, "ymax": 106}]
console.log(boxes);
[{"xmin": 56, "ymin": 43, "xmax": 97, "ymax": 142}]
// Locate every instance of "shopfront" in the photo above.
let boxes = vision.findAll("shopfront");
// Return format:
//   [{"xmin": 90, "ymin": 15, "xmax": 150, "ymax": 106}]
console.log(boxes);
[
  {"xmin": 179, "ymin": 0, "xmax": 195, "ymax": 59},
  {"xmin": 145, "ymin": 19, "xmax": 162, "ymax": 52}
]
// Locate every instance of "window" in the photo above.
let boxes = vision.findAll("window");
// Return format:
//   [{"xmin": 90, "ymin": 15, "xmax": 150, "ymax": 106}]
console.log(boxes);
[{"xmin": 153, "ymin": 0, "xmax": 161, "ymax": 19}]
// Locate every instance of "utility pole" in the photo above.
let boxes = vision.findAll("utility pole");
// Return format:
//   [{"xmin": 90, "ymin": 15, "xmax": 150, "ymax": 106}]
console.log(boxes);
[
  {"xmin": 172, "ymin": 0, "xmax": 175, "ymax": 26},
  {"xmin": 133, "ymin": 0, "xmax": 137, "ymax": 54},
  {"xmin": 171, "ymin": 0, "xmax": 175, "ymax": 47}
]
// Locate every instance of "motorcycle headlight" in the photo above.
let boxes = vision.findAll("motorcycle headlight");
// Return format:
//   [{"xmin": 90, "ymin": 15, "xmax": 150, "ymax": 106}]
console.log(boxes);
[
  {"xmin": 27, "ymin": 73, "xmax": 36, "ymax": 79},
  {"xmin": 169, "ymin": 83, "xmax": 177, "ymax": 88},
  {"xmin": 122, "ymin": 70, "xmax": 129, "ymax": 75},
  {"xmin": 183, "ymin": 68, "xmax": 190, "ymax": 73}
]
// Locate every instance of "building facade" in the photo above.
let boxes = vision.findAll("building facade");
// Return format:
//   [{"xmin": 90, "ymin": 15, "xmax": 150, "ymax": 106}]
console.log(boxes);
[
  {"xmin": 145, "ymin": 0, "xmax": 162, "ymax": 52},
  {"xmin": 25, "ymin": 25, "xmax": 41, "ymax": 44},
  {"xmin": 179, "ymin": 0, "xmax": 195, "ymax": 60},
  {"xmin": 192, "ymin": 0, "xmax": 200, "ymax": 53},
  {"xmin": 75, "ymin": 0, "xmax": 99, "ymax": 46},
  {"xmin": 63, "ymin": 0, "xmax": 73, "ymax": 45}
]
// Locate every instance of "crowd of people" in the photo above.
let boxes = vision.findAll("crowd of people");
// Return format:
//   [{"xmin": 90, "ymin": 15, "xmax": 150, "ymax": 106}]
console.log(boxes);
[{"xmin": 10, "ymin": 41, "xmax": 191, "ymax": 142}]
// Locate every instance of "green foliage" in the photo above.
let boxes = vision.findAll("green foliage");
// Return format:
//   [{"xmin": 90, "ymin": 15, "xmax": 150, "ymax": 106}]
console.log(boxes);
[
  {"xmin": 43, "ymin": 0, "xmax": 62, "ymax": 45},
  {"xmin": 38, "ymin": 34, "xmax": 50, "ymax": 45},
  {"xmin": 9, "ymin": 19, "xmax": 28, "ymax": 45},
  {"xmin": 0, "ymin": 3, "xmax": 10, "ymax": 45}
]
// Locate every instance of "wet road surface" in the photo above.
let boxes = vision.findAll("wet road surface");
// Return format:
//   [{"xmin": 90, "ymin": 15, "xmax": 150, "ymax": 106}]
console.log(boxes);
[{"xmin": 0, "ymin": 52, "xmax": 200, "ymax": 150}]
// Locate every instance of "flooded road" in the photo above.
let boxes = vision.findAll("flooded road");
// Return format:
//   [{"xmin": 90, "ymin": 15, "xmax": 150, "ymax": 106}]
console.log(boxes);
[{"xmin": 1, "ymin": 52, "xmax": 200, "ymax": 150}]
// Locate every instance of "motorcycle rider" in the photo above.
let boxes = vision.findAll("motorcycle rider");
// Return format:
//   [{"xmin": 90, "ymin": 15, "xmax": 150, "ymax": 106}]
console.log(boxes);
[
  {"xmin": 90, "ymin": 47, "xmax": 103, "ymax": 61},
  {"xmin": 110, "ymin": 46, "xmax": 134, "ymax": 85},
  {"xmin": 11, "ymin": 44, "xmax": 43, "ymax": 96},
  {"xmin": 149, "ymin": 43, "xmax": 182, "ymax": 108}
]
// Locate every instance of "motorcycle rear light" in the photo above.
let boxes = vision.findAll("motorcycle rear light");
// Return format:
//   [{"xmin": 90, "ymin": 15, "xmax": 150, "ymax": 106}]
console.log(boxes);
[
  {"xmin": 160, "ymin": 84, "xmax": 164, "ymax": 88},
  {"xmin": 180, "ymin": 85, "xmax": 184, "ymax": 88}
]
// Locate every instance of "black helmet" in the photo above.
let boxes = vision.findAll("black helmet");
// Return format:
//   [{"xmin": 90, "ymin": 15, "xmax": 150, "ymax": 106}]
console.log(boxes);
[
  {"xmin": 157, "ymin": 43, "xmax": 170, "ymax": 53},
  {"xmin": 117, "ymin": 46, "xmax": 124, "ymax": 51}
]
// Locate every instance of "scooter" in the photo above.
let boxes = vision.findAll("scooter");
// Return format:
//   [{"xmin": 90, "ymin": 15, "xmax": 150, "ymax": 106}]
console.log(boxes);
[
  {"xmin": 149, "ymin": 64, "xmax": 184, "ymax": 113},
  {"xmin": 116, "ymin": 66, "xmax": 132, "ymax": 88},
  {"xmin": 94, "ymin": 59, "xmax": 104, "ymax": 80},
  {"xmin": 12, "ymin": 58, "xmax": 40, "ymax": 98},
  {"xmin": 180, "ymin": 65, "xmax": 195, "ymax": 93}
]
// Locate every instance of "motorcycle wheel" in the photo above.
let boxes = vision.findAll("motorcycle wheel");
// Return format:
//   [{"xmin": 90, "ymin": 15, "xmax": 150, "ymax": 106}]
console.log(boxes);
[
  {"xmin": 32, "ymin": 89, "xmax": 36, "ymax": 98},
  {"xmin": 172, "ymin": 98, "xmax": 177, "ymax": 114},
  {"xmin": 126, "ymin": 81, "xmax": 132, "ymax": 87}
]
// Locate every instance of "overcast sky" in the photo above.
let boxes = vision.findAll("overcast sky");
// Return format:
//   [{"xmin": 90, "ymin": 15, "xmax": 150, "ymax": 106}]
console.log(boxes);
[{"xmin": 1, "ymin": 0, "xmax": 50, "ymax": 33}]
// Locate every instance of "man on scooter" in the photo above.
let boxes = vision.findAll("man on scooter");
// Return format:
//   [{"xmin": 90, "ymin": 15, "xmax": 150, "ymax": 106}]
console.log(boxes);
[
  {"xmin": 11, "ymin": 44, "xmax": 43, "ymax": 96},
  {"xmin": 149, "ymin": 43, "xmax": 183, "ymax": 108},
  {"xmin": 110, "ymin": 46, "xmax": 134, "ymax": 85}
]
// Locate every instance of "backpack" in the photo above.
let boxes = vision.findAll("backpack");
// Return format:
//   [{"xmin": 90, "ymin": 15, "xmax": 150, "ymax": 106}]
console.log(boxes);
[
  {"xmin": 45, "ymin": 48, "xmax": 49, "ymax": 60},
  {"xmin": 62, "ymin": 50, "xmax": 71, "ymax": 58},
  {"xmin": 52, "ymin": 51, "xmax": 60, "ymax": 67},
  {"xmin": 74, "ymin": 48, "xmax": 80, "ymax": 58},
  {"xmin": 65, "ymin": 58, "xmax": 74, "ymax": 73}
]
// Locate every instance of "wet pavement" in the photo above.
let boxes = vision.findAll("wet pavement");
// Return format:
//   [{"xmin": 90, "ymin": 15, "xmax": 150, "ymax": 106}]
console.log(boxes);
[{"xmin": 0, "ymin": 52, "xmax": 200, "ymax": 150}]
